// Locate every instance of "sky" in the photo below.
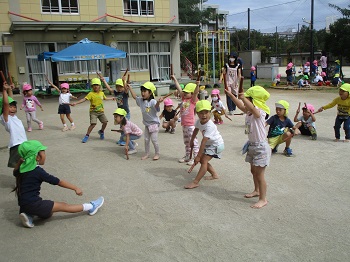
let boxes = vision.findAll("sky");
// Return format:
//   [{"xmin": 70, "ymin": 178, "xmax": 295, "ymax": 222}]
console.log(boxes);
[{"xmin": 204, "ymin": 0, "xmax": 348, "ymax": 33}]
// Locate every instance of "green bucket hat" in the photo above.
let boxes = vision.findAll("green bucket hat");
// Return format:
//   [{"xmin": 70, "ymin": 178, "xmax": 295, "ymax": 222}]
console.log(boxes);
[
  {"xmin": 18, "ymin": 140, "xmax": 47, "ymax": 173},
  {"xmin": 0, "ymin": 96, "xmax": 16, "ymax": 115},
  {"xmin": 244, "ymin": 86, "xmax": 270, "ymax": 114}
]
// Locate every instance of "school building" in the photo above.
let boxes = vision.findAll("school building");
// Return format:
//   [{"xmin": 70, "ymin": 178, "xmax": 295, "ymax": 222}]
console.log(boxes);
[{"xmin": 0, "ymin": 0, "xmax": 198, "ymax": 90}]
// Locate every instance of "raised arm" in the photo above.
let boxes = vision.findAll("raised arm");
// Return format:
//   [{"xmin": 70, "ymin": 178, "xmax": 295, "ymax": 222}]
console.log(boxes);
[
  {"xmin": 294, "ymin": 103, "xmax": 301, "ymax": 122},
  {"xmin": 171, "ymin": 75, "xmax": 182, "ymax": 95},
  {"xmin": 128, "ymin": 84, "xmax": 137, "ymax": 100},
  {"xmin": 2, "ymin": 83, "xmax": 11, "ymax": 122},
  {"xmin": 97, "ymin": 72, "xmax": 113, "ymax": 94},
  {"xmin": 45, "ymin": 75, "xmax": 60, "ymax": 92}
]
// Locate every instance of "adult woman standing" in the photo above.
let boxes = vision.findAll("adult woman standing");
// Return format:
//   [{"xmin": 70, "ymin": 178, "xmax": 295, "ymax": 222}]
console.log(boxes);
[{"xmin": 320, "ymin": 50, "xmax": 328, "ymax": 81}]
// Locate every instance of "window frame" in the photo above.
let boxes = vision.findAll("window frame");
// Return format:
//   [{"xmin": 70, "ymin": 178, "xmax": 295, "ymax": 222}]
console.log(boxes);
[
  {"xmin": 123, "ymin": 0, "xmax": 154, "ymax": 16},
  {"xmin": 41, "ymin": 0, "xmax": 80, "ymax": 15}
]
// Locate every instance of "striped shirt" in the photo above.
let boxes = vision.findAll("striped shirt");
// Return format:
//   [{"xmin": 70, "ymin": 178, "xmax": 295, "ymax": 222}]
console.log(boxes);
[{"xmin": 122, "ymin": 121, "xmax": 143, "ymax": 136}]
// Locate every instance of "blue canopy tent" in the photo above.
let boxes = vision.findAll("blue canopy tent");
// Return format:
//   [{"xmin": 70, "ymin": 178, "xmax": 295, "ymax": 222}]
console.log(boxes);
[{"xmin": 51, "ymin": 38, "xmax": 127, "ymax": 85}]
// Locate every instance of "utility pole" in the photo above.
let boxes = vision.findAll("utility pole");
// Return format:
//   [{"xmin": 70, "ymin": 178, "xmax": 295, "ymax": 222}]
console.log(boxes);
[
  {"xmin": 310, "ymin": 0, "xmax": 314, "ymax": 62},
  {"xmin": 248, "ymin": 8, "xmax": 251, "ymax": 50}
]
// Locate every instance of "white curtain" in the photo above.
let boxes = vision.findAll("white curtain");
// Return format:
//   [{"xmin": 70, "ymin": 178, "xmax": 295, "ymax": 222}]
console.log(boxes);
[{"xmin": 150, "ymin": 55, "xmax": 159, "ymax": 80}]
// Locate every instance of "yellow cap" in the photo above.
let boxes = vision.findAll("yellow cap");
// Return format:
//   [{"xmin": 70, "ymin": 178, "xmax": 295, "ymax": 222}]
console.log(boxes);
[
  {"xmin": 200, "ymin": 85, "xmax": 206, "ymax": 90},
  {"xmin": 142, "ymin": 82, "xmax": 156, "ymax": 94},
  {"xmin": 115, "ymin": 79, "xmax": 124, "ymax": 87},
  {"xmin": 183, "ymin": 83, "xmax": 197, "ymax": 93},
  {"xmin": 244, "ymin": 86, "xmax": 270, "ymax": 114},
  {"xmin": 275, "ymin": 100, "xmax": 289, "ymax": 116},
  {"xmin": 91, "ymin": 78, "xmax": 101, "ymax": 86},
  {"xmin": 113, "ymin": 108, "xmax": 127, "ymax": 116},
  {"xmin": 340, "ymin": 83, "xmax": 350, "ymax": 93},
  {"xmin": 195, "ymin": 100, "xmax": 212, "ymax": 112}
]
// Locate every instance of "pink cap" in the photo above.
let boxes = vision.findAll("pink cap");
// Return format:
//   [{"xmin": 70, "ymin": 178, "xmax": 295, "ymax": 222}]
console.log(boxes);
[
  {"xmin": 305, "ymin": 62, "xmax": 310, "ymax": 66},
  {"xmin": 60, "ymin": 83, "xmax": 69, "ymax": 89},
  {"xmin": 313, "ymin": 60, "xmax": 318, "ymax": 65},
  {"xmin": 164, "ymin": 98, "xmax": 173, "ymax": 106},
  {"xmin": 302, "ymin": 103, "xmax": 315, "ymax": 113},
  {"xmin": 211, "ymin": 89, "xmax": 220, "ymax": 99},
  {"xmin": 250, "ymin": 66, "xmax": 256, "ymax": 71},
  {"xmin": 22, "ymin": 84, "xmax": 32, "ymax": 91},
  {"xmin": 276, "ymin": 74, "xmax": 281, "ymax": 78},
  {"xmin": 287, "ymin": 62, "xmax": 293, "ymax": 69}
]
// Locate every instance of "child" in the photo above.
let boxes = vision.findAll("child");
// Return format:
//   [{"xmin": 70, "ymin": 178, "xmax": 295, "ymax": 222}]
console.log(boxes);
[
  {"xmin": 13, "ymin": 140, "xmax": 104, "ymax": 228},
  {"xmin": 72, "ymin": 78, "xmax": 115, "ymax": 143},
  {"xmin": 0, "ymin": 82, "xmax": 27, "ymax": 168},
  {"xmin": 332, "ymin": 74, "xmax": 342, "ymax": 87},
  {"xmin": 294, "ymin": 103, "xmax": 317, "ymax": 140},
  {"xmin": 310, "ymin": 60, "xmax": 318, "ymax": 77},
  {"xmin": 128, "ymin": 81, "xmax": 161, "ymax": 160},
  {"xmin": 211, "ymin": 88, "xmax": 227, "ymax": 124},
  {"xmin": 317, "ymin": 83, "xmax": 350, "ymax": 142},
  {"xmin": 223, "ymin": 52, "xmax": 242, "ymax": 115},
  {"xmin": 250, "ymin": 66, "xmax": 257, "ymax": 87},
  {"xmin": 313, "ymin": 72, "xmax": 324, "ymax": 86},
  {"xmin": 297, "ymin": 75, "xmax": 310, "ymax": 88},
  {"xmin": 198, "ymin": 85, "xmax": 209, "ymax": 100},
  {"xmin": 159, "ymin": 97, "xmax": 178, "ymax": 134},
  {"xmin": 99, "ymin": 73, "xmax": 130, "ymax": 146},
  {"xmin": 184, "ymin": 100, "xmax": 224, "ymax": 189},
  {"xmin": 266, "ymin": 100, "xmax": 299, "ymax": 156},
  {"xmin": 273, "ymin": 74, "xmax": 281, "ymax": 86},
  {"xmin": 171, "ymin": 75, "xmax": 200, "ymax": 165},
  {"xmin": 225, "ymin": 85, "xmax": 271, "ymax": 208},
  {"xmin": 286, "ymin": 63, "xmax": 294, "ymax": 86},
  {"xmin": 46, "ymin": 77, "xmax": 77, "ymax": 131},
  {"xmin": 20, "ymin": 84, "xmax": 44, "ymax": 132},
  {"xmin": 113, "ymin": 108, "xmax": 142, "ymax": 157},
  {"xmin": 303, "ymin": 61, "xmax": 310, "ymax": 77}
]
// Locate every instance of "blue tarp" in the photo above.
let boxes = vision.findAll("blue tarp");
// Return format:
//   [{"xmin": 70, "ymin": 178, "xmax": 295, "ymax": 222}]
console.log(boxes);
[
  {"xmin": 51, "ymin": 38, "xmax": 127, "ymax": 62},
  {"xmin": 37, "ymin": 52, "xmax": 56, "ymax": 61}
]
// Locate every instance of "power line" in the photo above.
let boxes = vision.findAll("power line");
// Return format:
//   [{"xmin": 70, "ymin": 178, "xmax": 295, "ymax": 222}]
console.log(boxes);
[{"xmin": 227, "ymin": 0, "xmax": 303, "ymax": 17}]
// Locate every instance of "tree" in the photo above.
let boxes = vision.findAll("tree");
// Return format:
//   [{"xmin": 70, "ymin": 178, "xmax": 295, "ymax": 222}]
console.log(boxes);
[{"xmin": 325, "ymin": 4, "xmax": 350, "ymax": 62}]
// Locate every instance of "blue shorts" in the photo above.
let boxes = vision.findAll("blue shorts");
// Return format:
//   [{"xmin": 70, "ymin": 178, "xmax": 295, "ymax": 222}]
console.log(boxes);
[
  {"xmin": 58, "ymin": 104, "xmax": 71, "ymax": 114},
  {"xmin": 20, "ymin": 200, "xmax": 54, "ymax": 219}
]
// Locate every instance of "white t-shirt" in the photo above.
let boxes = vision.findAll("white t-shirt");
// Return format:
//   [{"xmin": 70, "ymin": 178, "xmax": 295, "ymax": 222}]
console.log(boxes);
[
  {"xmin": 1, "ymin": 114, "xmax": 27, "ymax": 148},
  {"xmin": 313, "ymin": 75, "xmax": 323, "ymax": 83},
  {"xmin": 211, "ymin": 100, "xmax": 226, "ymax": 113},
  {"xmin": 245, "ymin": 108, "xmax": 267, "ymax": 143},
  {"xmin": 59, "ymin": 92, "xmax": 72, "ymax": 105},
  {"xmin": 195, "ymin": 119, "xmax": 223, "ymax": 146},
  {"xmin": 297, "ymin": 115, "xmax": 316, "ymax": 128}
]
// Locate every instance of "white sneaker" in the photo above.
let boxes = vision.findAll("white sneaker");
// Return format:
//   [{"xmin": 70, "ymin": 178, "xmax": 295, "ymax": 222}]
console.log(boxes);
[
  {"xmin": 228, "ymin": 111, "xmax": 233, "ymax": 115},
  {"xmin": 186, "ymin": 159, "xmax": 194, "ymax": 166},
  {"xmin": 128, "ymin": 149, "xmax": 137, "ymax": 155},
  {"xmin": 70, "ymin": 125, "xmax": 76, "ymax": 130},
  {"xmin": 62, "ymin": 126, "xmax": 69, "ymax": 132},
  {"xmin": 178, "ymin": 156, "xmax": 190, "ymax": 163},
  {"xmin": 19, "ymin": 213, "xmax": 34, "ymax": 228}
]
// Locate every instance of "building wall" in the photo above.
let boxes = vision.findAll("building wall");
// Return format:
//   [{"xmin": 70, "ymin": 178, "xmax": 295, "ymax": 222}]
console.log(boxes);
[
  {"xmin": 1, "ymin": 0, "xmax": 182, "ymax": 85},
  {"xmin": 2, "ymin": 0, "xmax": 172, "ymax": 24}
]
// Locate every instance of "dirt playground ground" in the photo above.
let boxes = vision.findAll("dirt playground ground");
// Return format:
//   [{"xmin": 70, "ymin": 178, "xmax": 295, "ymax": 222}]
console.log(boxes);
[{"xmin": 0, "ymin": 88, "xmax": 349, "ymax": 261}]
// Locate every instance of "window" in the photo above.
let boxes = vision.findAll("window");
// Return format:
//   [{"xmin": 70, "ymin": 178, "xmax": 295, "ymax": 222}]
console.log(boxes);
[
  {"xmin": 41, "ymin": 0, "xmax": 79, "ymax": 14},
  {"xmin": 118, "ymin": 42, "xmax": 148, "ymax": 71},
  {"xmin": 123, "ymin": 0, "xmax": 154, "ymax": 16}
]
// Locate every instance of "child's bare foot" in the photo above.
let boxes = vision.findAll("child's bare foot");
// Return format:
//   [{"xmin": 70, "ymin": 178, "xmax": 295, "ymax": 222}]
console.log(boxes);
[
  {"xmin": 184, "ymin": 181, "xmax": 199, "ymax": 189},
  {"xmin": 141, "ymin": 155, "xmax": 149, "ymax": 160},
  {"xmin": 250, "ymin": 199, "xmax": 268, "ymax": 209},
  {"xmin": 153, "ymin": 154, "xmax": 160, "ymax": 160},
  {"xmin": 244, "ymin": 191, "xmax": 259, "ymax": 198},
  {"xmin": 204, "ymin": 175, "xmax": 219, "ymax": 180},
  {"xmin": 344, "ymin": 139, "xmax": 350, "ymax": 143},
  {"xmin": 334, "ymin": 139, "xmax": 340, "ymax": 142}
]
